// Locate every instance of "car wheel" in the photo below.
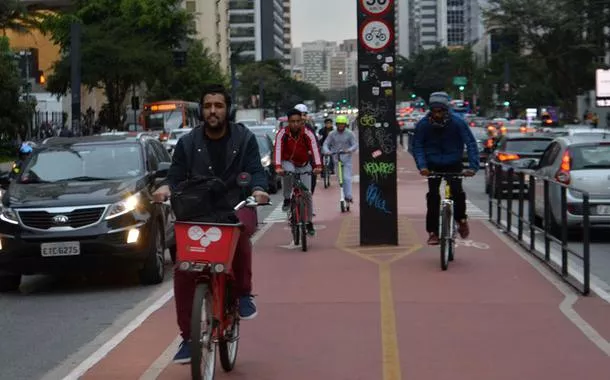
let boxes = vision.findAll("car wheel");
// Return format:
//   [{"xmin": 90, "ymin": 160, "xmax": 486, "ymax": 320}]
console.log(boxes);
[
  {"xmin": 0, "ymin": 273, "xmax": 21, "ymax": 292},
  {"xmin": 139, "ymin": 222, "xmax": 165, "ymax": 285}
]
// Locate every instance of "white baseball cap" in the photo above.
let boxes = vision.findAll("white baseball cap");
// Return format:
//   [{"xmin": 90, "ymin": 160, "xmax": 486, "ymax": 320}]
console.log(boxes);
[{"xmin": 294, "ymin": 104, "xmax": 308, "ymax": 113}]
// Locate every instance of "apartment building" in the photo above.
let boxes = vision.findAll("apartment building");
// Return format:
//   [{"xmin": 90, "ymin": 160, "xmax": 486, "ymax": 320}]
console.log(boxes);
[
  {"xmin": 283, "ymin": 0, "xmax": 292, "ymax": 66},
  {"xmin": 183, "ymin": 0, "xmax": 230, "ymax": 72},
  {"xmin": 228, "ymin": 0, "xmax": 284, "ymax": 61},
  {"xmin": 395, "ymin": 0, "xmax": 410, "ymax": 57},
  {"xmin": 302, "ymin": 40, "xmax": 337, "ymax": 91}
]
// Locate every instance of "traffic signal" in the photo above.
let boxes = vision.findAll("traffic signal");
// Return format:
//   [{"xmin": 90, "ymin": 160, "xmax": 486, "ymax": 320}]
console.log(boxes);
[
  {"xmin": 36, "ymin": 70, "xmax": 45, "ymax": 84},
  {"xmin": 342, "ymin": 99, "xmax": 347, "ymax": 103},
  {"xmin": 459, "ymin": 86, "xmax": 465, "ymax": 91},
  {"xmin": 503, "ymin": 101, "xmax": 510, "ymax": 107},
  {"xmin": 411, "ymin": 93, "xmax": 416, "ymax": 98}
]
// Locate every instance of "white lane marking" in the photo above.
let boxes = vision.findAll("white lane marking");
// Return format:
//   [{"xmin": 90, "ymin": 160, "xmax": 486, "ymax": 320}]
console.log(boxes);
[
  {"xmin": 486, "ymin": 221, "xmax": 610, "ymax": 356},
  {"xmin": 60, "ymin": 289, "xmax": 174, "ymax": 380},
  {"xmin": 495, "ymin": 219, "xmax": 610, "ymax": 304},
  {"xmin": 51, "ymin": 205, "xmax": 281, "ymax": 380}
]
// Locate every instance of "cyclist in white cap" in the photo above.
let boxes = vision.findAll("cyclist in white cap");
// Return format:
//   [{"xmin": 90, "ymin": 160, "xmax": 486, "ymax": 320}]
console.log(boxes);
[{"xmin": 294, "ymin": 103, "xmax": 319, "ymax": 195}]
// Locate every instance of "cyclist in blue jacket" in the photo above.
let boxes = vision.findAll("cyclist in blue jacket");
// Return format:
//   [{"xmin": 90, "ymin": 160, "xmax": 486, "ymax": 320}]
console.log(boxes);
[{"xmin": 412, "ymin": 92, "xmax": 479, "ymax": 245}]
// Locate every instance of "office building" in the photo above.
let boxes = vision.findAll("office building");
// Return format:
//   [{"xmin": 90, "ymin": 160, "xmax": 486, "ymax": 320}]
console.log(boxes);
[
  {"xmin": 302, "ymin": 40, "xmax": 337, "ymax": 91},
  {"xmin": 291, "ymin": 47, "xmax": 303, "ymax": 66},
  {"xmin": 183, "ymin": 0, "xmax": 230, "ymax": 72},
  {"xmin": 229, "ymin": 0, "xmax": 284, "ymax": 62},
  {"xmin": 395, "ymin": 0, "xmax": 410, "ymax": 57},
  {"xmin": 283, "ymin": 0, "xmax": 292, "ymax": 66}
]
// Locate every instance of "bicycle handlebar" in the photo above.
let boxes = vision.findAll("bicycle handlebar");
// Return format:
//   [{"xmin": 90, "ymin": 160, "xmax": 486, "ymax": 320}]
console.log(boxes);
[
  {"xmin": 427, "ymin": 172, "xmax": 467, "ymax": 179},
  {"xmin": 234, "ymin": 196, "xmax": 272, "ymax": 211}
]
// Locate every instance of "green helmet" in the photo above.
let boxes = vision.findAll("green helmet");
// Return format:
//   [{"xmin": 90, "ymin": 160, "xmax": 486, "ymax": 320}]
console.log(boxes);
[{"xmin": 335, "ymin": 115, "xmax": 349, "ymax": 124}]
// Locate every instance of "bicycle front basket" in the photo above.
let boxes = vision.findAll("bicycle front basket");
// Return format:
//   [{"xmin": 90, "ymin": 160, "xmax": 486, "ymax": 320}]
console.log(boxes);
[{"xmin": 175, "ymin": 222, "xmax": 241, "ymax": 269}]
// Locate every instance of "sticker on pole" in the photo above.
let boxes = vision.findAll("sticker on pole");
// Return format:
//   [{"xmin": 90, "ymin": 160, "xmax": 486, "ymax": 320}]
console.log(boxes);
[
  {"xmin": 360, "ymin": 0, "xmax": 392, "ymax": 16},
  {"xmin": 360, "ymin": 20, "xmax": 392, "ymax": 52}
]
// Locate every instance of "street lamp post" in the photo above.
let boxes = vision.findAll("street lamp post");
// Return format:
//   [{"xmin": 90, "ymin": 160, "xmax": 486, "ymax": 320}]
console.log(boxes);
[{"xmin": 20, "ymin": 50, "xmax": 33, "ymax": 139}]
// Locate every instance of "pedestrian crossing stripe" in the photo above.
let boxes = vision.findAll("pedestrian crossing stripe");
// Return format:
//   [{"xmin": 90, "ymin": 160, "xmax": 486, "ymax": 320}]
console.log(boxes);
[
  {"xmin": 467, "ymin": 200, "xmax": 488, "ymax": 220},
  {"xmin": 263, "ymin": 204, "xmax": 288, "ymax": 223}
]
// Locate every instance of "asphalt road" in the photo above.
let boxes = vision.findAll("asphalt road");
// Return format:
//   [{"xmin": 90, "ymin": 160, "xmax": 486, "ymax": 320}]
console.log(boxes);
[
  {"xmin": 462, "ymin": 171, "xmax": 610, "ymax": 289},
  {"xmin": 0, "ymin": 191, "xmax": 284, "ymax": 380}
]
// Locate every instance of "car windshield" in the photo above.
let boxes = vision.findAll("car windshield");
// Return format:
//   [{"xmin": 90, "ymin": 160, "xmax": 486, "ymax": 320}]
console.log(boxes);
[
  {"xmin": 571, "ymin": 144, "xmax": 610, "ymax": 170},
  {"xmin": 470, "ymin": 128, "xmax": 487, "ymax": 140},
  {"xmin": 505, "ymin": 138, "xmax": 552, "ymax": 153},
  {"xmin": 19, "ymin": 144, "xmax": 143, "ymax": 183},
  {"xmin": 255, "ymin": 135, "xmax": 271, "ymax": 156}
]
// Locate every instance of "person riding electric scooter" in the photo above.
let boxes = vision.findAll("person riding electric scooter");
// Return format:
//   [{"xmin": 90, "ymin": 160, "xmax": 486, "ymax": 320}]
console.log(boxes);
[{"xmin": 322, "ymin": 115, "xmax": 357, "ymax": 207}]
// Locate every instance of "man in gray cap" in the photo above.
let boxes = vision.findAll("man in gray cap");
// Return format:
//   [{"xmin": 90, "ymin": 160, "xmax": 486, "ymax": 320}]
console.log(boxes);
[{"xmin": 412, "ymin": 91, "xmax": 479, "ymax": 245}]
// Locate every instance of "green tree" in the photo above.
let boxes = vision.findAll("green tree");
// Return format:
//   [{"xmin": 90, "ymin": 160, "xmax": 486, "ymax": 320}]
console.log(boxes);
[
  {"xmin": 484, "ymin": 0, "xmax": 598, "ymax": 118},
  {"xmin": 0, "ymin": 36, "xmax": 27, "ymax": 138},
  {"xmin": 0, "ymin": 0, "xmax": 40, "ymax": 36},
  {"xmin": 39, "ymin": 0, "xmax": 193, "ymax": 129},
  {"xmin": 146, "ymin": 40, "xmax": 228, "ymax": 102},
  {"xmin": 396, "ymin": 47, "xmax": 453, "ymax": 103}
]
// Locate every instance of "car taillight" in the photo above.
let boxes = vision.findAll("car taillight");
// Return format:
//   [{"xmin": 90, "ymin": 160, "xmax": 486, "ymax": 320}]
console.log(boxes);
[
  {"xmin": 555, "ymin": 150, "xmax": 571, "ymax": 184},
  {"xmin": 159, "ymin": 133, "xmax": 168, "ymax": 141},
  {"xmin": 520, "ymin": 126, "xmax": 526, "ymax": 133},
  {"xmin": 500, "ymin": 126, "xmax": 507, "ymax": 134},
  {"xmin": 469, "ymin": 122, "xmax": 475, "ymax": 127},
  {"xmin": 399, "ymin": 121, "xmax": 405, "ymax": 126},
  {"xmin": 497, "ymin": 152, "xmax": 520, "ymax": 161}
]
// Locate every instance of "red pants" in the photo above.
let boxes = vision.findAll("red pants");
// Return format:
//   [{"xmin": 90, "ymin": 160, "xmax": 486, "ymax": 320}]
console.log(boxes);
[{"xmin": 174, "ymin": 208, "xmax": 257, "ymax": 340}]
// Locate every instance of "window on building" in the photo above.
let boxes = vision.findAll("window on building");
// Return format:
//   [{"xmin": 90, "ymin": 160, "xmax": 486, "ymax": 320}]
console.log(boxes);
[
  {"xmin": 230, "ymin": 13, "xmax": 255, "ymax": 24},
  {"xmin": 185, "ymin": 0, "xmax": 196, "ymax": 13}
]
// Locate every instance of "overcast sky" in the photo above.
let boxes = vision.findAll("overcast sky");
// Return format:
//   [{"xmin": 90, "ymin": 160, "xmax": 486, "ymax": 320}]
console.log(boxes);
[{"xmin": 291, "ymin": 0, "xmax": 357, "ymax": 47}]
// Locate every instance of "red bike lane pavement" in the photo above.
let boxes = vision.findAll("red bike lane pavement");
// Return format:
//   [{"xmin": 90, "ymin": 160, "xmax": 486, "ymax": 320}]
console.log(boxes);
[{"xmin": 79, "ymin": 147, "xmax": 610, "ymax": 379}]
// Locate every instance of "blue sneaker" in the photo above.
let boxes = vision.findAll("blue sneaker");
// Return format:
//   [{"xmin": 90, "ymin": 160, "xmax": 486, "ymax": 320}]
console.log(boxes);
[
  {"xmin": 238, "ymin": 295, "xmax": 258, "ymax": 320},
  {"xmin": 172, "ymin": 340, "xmax": 191, "ymax": 364}
]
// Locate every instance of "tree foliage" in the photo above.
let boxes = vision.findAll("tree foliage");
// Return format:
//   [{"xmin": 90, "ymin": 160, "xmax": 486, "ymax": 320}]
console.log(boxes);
[
  {"xmin": 0, "ymin": 36, "xmax": 27, "ymax": 137},
  {"xmin": 0, "ymin": 0, "xmax": 40, "ymax": 36},
  {"xmin": 39, "ymin": 0, "xmax": 193, "ymax": 129},
  {"xmin": 146, "ymin": 39, "xmax": 228, "ymax": 102},
  {"xmin": 237, "ymin": 60, "xmax": 325, "ymax": 114}
]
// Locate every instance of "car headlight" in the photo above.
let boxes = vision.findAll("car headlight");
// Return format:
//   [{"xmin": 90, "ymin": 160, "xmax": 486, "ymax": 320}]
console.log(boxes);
[
  {"xmin": 0, "ymin": 205, "xmax": 18, "ymax": 225},
  {"xmin": 105, "ymin": 193, "xmax": 141, "ymax": 220},
  {"xmin": 261, "ymin": 155, "xmax": 271, "ymax": 167}
]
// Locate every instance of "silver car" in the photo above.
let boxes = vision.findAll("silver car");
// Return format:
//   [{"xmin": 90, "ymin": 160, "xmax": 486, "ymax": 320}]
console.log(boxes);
[
  {"xmin": 530, "ymin": 134, "xmax": 610, "ymax": 230},
  {"xmin": 164, "ymin": 128, "xmax": 192, "ymax": 155}
]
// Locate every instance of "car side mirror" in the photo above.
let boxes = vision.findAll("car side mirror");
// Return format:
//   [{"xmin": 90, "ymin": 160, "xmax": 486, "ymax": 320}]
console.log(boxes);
[
  {"xmin": 527, "ymin": 159, "xmax": 538, "ymax": 169},
  {"xmin": 155, "ymin": 162, "xmax": 171, "ymax": 178}
]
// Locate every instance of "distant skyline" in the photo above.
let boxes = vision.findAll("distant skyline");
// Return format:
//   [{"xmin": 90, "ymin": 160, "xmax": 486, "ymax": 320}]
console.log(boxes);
[{"xmin": 291, "ymin": 0, "xmax": 357, "ymax": 47}]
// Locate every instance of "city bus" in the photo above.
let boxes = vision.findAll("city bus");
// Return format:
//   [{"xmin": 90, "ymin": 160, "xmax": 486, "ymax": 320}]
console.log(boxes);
[{"xmin": 141, "ymin": 100, "xmax": 200, "ymax": 140}]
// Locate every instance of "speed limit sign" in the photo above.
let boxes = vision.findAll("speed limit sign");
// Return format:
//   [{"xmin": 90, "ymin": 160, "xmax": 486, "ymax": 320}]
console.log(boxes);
[{"xmin": 360, "ymin": 0, "xmax": 392, "ymax": 16}]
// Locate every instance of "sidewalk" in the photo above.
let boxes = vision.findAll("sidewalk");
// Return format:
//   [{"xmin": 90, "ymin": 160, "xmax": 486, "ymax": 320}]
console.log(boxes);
[{"xmin": 76, "ymin": 146, "xmax": 610, "ymax": 380}]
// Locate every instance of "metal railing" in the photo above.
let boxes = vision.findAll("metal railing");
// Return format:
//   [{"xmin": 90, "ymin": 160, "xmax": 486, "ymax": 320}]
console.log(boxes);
[{"xmin": 488, "ymin": 163, "xmax": 591, "ymax": 295}]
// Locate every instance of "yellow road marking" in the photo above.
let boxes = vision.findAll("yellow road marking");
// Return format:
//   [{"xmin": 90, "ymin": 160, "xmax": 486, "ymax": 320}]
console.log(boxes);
[{"xmin": 335, "ymin": 216, "xmax": 422, "ymax": 380}]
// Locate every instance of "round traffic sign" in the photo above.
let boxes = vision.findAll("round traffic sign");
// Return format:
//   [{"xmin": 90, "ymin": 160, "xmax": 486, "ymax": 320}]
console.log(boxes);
[
  {"xmin": 359, "ymin": 19, "xmax": 392, "ymax": 52},
  {"xmin": 360, "ymin": 0, "xmax": 392, "ymax": 16}
]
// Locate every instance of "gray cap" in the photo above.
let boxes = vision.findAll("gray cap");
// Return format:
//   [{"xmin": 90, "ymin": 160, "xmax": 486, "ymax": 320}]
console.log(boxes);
[{"xmin": 429, "ymin": 91, "xmax": 450, "ymax": 110}]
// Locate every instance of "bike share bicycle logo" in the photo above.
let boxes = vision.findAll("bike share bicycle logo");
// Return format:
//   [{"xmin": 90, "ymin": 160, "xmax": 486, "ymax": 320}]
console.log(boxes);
[
  {"xmin": 360, "ymin": 20, "xmax": 392, "ymax": 52},
  {"xmin": 187, "ymin": 225, "xmax": 223, "ymax": 252}
]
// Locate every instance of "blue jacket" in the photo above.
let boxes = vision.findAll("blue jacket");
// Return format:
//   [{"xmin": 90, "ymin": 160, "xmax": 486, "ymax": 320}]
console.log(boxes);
[{"xmin": 412, "ymin": 112, "xmax": 480, "ymax": 171}]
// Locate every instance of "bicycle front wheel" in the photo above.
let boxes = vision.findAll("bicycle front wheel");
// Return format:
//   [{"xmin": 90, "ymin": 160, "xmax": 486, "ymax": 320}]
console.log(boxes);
[
  {"xmin": 299, "ymin": 201, "xmax": 308, "ymax": 252},
  {"xmin": 290, "ymin": 201, "xmax": 300, "ymax": 245},
  {"xmin": 219, "ymin": 282, "xmax": 239, "ymax": 372},
  {"xmin": 440, "ymin": 204, "xmax": 453, "ymax": 271},
  {"xmin": 191, "ymin": 283, "xmax": 216, "ymax": 380}
]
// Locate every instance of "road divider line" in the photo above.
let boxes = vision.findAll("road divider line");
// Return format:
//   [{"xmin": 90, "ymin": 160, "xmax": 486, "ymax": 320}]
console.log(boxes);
[
  {"xmin": 61, "ymin": 288, "xmax": 174, "ymax": 380},
  {"xmin": 495, "ymin": 219, "xmax": 610, "ymax": 304},
  {"xmin": 486, "ymin": 221, "xmax": 610, "ymax": 356},
  {"xmin": 379, "ymin": 262, "xmax": 402, "ymax": 380}
]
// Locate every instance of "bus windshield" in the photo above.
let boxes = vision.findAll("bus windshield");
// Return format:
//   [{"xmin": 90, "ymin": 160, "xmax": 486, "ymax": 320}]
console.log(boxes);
[{"xmin": 145, "ymin": 109, "xmax": 182, "ymax": 131}]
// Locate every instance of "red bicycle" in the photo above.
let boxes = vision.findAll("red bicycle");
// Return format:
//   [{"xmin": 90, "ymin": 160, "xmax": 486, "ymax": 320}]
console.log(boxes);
[
  {"xmin": 174, "ymin": 173, "xmax": 270, "ymax": 380},
  {"xmin": 285, "ymin": 171, "xmax": 312, "ymax": 252}
]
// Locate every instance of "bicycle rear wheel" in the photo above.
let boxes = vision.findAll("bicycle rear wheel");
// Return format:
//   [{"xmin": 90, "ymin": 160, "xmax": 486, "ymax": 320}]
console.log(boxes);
[
  {"xmin": 190, "ymin": 283, "xmax": 216, "ymax": 380},
  {"xmin": 440, "ymin": 204, "xmax": 453, "ymax": 271}
]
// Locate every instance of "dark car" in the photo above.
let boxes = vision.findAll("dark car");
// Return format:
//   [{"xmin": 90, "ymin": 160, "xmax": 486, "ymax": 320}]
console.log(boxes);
[
  {"xmin": 484, "ymin": 133, "xmax": 554, "ymax": 196},
  {"xmin": 255, "ymin": 134, "xmax": 281, "ymax": 194},
  {"xmin": 462, "ymin": 126, "xmax": 490, "ymax": 162},
  {"xmin": 0, "ymin": 135, "xmax": 176, "ymax": 292}
]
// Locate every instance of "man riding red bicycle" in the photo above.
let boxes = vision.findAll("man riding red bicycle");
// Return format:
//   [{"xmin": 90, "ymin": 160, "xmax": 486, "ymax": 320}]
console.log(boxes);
[
  {"xmin": 153, "ymin": 84, "xmax": 269, "ymax": 365},
  {"xmin": 274, "ymin": 108, "xmax": 322, "ymax": 235}
]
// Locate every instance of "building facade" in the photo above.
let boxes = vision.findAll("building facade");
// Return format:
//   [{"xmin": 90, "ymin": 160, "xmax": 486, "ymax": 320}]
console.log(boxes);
[
  {"xmin": 302, "ymin": 40, "xmax": 336, "ymax": 91},
  {"xmin": 183, "ymin": 0, "xmax": 230, "ymax": 72},
  {"xmin": 228, "ymin": 0, "xmax": 285, "ymax": 62},
  {"xmin": 283, "ymin": 0, "xmax": 292, "ymax": 66}
]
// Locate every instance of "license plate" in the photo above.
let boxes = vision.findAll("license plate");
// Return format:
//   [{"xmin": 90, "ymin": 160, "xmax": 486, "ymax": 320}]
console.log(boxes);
[
  {"xmin": 597, "ymin": 205, "xmax": 610, "ymax": 215},
  {"xmin": 41, "ymin": 242, "xmax": 81, "ymax": 257}
]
